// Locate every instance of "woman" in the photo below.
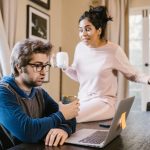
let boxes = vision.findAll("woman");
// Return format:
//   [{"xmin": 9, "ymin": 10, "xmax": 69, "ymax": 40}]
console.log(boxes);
[{"xmin": 58, "ymin": 6, "xmax": 150, "ymax": 123}]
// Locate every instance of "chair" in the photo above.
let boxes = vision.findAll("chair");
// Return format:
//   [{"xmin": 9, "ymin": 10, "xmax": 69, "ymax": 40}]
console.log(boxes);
[
  {"xmin": 0, "ymin": 124, "xmax": 15, "ymax": 149},
  {"xmin": 0, "ymin": 140, "xmax": 3, "ymax": 150}
]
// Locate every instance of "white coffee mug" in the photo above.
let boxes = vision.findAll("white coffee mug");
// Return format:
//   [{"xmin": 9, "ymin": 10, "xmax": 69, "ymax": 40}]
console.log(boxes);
[{"xmin": 56, "ymin": 52, "xmax": 69, "ymax": 69}]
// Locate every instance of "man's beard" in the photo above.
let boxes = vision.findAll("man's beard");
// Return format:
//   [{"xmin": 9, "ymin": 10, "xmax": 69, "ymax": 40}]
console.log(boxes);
[{"xmin": 22, "ymin": 79, "xmax": 40, "ymax": 89}]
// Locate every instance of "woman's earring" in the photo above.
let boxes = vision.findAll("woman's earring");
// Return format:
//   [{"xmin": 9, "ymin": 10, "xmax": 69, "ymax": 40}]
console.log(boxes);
[
  {"xmin": 98, "ymin": 28, "xmax": 101, "ymax": 37},
  {"xmin": 99, "ymin": 28, "xmax": 101, "ymax": 34}
]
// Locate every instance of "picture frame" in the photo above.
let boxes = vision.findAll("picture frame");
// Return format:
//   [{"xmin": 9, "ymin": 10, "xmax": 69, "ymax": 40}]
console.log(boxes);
[
  {"xmin": 30, "ymin": 0, "xmax": 50, "ymax": 10},
  {"xmin": 27, "ymin": 5, "xmax": 50, "ymax": 43},
  {"xmin": 27, "ymin": 5, "xmax": 50, "ymax": 82}
]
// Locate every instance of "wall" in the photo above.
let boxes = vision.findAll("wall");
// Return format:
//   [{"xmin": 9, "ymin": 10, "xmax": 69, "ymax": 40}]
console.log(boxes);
[
  {"xmin": 43, "ymin": 0, "xmax": 62, "ymax": 101},
  {"xmin": 130, "ymin": 0, "xmax": 150, "ymax": 8},
  {"xmin": 61, "ymin": 0, "xmax": 90, "ymax": 97}
]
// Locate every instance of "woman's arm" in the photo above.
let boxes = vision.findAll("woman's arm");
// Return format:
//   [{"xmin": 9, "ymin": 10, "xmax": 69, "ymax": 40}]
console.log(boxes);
[
  {"xmin": 63, "ymin": 66, "xmax": 79, "ymax": 82},
  {"xmin": 114, "ymin": 47, "xmax": 150, "ymax": 84}
]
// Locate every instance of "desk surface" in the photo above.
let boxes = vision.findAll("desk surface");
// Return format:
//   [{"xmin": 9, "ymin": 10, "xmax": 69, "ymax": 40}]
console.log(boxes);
[{"xmin": 8, "ymin": 111, "xmax": 150, "ymax": 150}]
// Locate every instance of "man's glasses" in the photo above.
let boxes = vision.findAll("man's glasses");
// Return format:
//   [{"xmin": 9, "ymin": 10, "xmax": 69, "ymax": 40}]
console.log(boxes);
[{"xmin": 28, "ymin": 63, "xmax": 51, "ymax": 72}]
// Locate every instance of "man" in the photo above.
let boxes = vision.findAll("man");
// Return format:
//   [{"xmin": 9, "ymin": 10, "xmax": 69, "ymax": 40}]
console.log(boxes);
[{"xmin": 0, "ymin": 39, "xmax": 79, "ymax": 147}]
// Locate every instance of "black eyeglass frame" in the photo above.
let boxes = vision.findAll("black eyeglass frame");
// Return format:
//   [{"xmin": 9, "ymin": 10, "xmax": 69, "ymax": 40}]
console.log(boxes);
[{"xmin": 27, "ymin": 63, "xmax": 51, "ymax": 72}]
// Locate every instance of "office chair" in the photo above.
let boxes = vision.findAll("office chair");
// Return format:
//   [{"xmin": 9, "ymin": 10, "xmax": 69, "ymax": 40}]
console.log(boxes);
[
  {"xmin": 0, "ymin": 124, "xmax": 15, "ymax": 149},
  {"xmin": 0, "ymin": 140, "xmax": 3, "ymax": 150}
]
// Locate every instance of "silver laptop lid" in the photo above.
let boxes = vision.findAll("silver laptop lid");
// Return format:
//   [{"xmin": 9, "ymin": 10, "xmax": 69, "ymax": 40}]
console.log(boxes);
[
  {"xmin": 65, "ymin": 96, "xmax": 135, "ymax": 148},
  {"xmin": 103, "ymin": 96, "xmax": 135, "ymax": 146}
]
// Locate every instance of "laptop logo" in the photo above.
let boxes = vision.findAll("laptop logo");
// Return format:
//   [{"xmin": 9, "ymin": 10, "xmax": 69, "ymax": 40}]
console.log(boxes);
[{"xmin": 120, "ymin": 112, "xmax": 126, "ymax": 129}]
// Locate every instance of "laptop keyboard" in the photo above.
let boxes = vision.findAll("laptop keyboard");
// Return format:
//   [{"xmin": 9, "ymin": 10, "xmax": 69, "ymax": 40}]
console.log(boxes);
[{"xmin": 79, "ymin": 131, "xmax": 108, "ymax": 144}]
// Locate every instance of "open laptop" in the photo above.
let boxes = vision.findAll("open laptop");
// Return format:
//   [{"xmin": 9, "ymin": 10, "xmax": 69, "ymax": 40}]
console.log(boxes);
[{"xmin": 65, "ymin": 96, "xmax": 135, "ymax": 148}]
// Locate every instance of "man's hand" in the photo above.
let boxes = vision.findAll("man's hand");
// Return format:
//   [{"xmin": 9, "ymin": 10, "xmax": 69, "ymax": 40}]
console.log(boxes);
[
  {"xmin": 45, "ymin": 128, "xmax": 68, "ymax": 146},
  {"xmin": 59, "ymin": 100, "xmax": 80, "ymax": 120}
]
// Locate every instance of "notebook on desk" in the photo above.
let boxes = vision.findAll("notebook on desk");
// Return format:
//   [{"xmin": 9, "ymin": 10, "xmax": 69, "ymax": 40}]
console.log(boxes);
[{"xmin": 65, "ymin": 96, "xmax": 135, "ymax": 148}]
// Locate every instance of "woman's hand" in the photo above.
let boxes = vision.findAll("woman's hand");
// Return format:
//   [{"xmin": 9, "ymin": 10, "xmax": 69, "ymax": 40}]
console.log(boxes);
[
  {"xmin": 45, "ymin": 128, "xmax": 68, "ymax": 146},
  {"xmin": 50, "ymin": 53, "xmax": 57, "ymax": 68},
  {"xmin": 50, "ymin": 52, "xmax": 69, "ymax": 70}
]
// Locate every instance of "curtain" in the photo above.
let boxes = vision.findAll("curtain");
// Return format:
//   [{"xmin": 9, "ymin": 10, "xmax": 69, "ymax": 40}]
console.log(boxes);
[
  {"xmin": 2, "ymin": 0, "xmax": 17, "ymax": 49},
  {"xmin": 103, "ymin": 0, "xmax": 129, "ymax": 99},
  {"xmin": 0, "ymin": 0, "xmax": 17, "ymax": 76},
  {"xmin": 0, "ymin": 9, "xmax": 11, "ymax": 75}
]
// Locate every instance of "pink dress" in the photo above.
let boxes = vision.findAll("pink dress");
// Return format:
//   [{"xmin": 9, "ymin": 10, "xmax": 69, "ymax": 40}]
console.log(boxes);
[{"xmin": 64, "ymin": 41, "xmax": 150, "ymax": 123}]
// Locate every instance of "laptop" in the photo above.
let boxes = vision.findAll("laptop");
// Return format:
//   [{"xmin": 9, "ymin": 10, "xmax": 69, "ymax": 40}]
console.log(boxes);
[{"xmin": 65, "ymin": 96, "xmax": 135, "ymax": 148}]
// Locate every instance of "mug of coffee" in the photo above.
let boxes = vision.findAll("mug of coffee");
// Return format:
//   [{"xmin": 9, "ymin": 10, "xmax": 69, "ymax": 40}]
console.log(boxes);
[
  {"xmin": 56, "ymin": 52, "xmax": 69, "ymax": 69},
  {"xmin": 62, "ymin": 96, "xmax": 78, "ymax": 104}
]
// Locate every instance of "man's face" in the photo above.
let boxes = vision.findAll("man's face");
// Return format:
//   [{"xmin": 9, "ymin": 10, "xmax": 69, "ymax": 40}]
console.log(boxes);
[{"xmin": 20, "ymin": 53, "xmax": 50, "ymax": 88}]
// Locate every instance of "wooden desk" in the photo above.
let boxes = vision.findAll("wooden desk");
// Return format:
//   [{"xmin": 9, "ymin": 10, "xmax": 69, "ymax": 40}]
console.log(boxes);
[{"xmin": 8, "ymin": 111, "xmax": 150, "ymax": 150}]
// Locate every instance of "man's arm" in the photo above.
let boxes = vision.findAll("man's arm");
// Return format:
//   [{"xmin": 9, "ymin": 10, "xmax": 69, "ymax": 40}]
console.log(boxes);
[
  {"xmin": 43, "ymin": 90, "xmax": 76, "ymax": 135},
  {"xmin": 0, "ymin": 86, "xmax": 66, "ymax": 143}
]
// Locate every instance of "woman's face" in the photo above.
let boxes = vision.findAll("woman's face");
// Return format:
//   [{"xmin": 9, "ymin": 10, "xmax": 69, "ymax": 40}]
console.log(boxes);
[{"xmin": 79, "ymin": 18, "xmax": 101, "ymax": 47}]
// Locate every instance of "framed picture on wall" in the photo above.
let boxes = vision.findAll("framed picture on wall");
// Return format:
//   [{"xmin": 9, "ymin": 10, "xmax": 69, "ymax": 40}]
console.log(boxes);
[
  {"xmin": 27, "ymin": 5, "xmax": 50, "ymax": 82},
  {"xmin": 30, "ymin": 0, "xmax": 50, "ymax": 10},
  {"xmin": 27, "ymin": 5, "xmax": 50, "ymax": 43}
]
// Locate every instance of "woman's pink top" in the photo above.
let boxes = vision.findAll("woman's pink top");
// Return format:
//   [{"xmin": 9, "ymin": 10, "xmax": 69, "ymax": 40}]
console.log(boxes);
[{"xmin": 64, "ymin": 41, "xmax": 150, "ymax": 106}]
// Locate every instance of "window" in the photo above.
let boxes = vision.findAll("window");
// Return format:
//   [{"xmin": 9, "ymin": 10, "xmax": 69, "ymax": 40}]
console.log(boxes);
[{"xmin": 129, "ymin": 8, "xmax": 150, "ymax": 110}]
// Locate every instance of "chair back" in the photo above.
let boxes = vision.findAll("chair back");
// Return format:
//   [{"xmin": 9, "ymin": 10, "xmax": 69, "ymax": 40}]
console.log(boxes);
[{"xmin": 0, "ymin": 124, "xmax": 15, "ymax": 149}]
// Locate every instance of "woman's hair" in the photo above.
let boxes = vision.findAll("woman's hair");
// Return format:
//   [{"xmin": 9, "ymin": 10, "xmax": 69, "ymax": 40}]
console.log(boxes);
[
  {"xmin": 79, "ymin": 6, "xmax": 112, "ymax": 39},
  {"xmin": 10, "ymin": 39, "xmax": 52, "ymax": 76}
]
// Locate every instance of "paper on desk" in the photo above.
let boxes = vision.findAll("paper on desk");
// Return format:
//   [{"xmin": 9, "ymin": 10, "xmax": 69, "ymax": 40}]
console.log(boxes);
[{"xmin": 120, "ymin": 112, "xmax": 126, "ymax": 129}]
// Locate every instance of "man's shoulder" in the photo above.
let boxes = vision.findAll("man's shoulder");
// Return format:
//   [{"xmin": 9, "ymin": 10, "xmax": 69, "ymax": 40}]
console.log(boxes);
[
  {"xmin": 0, "ymin": 81, "xmax": 15, "ymax": 95},
  {"xmin": 0, "ymin": 81, "xmax": 11, "ymax": 90},
  {"xmin": 0, "ymin": 75, "xmax": 14, "ymax": 89},
  {"xmin": 0, "ymin": 81, "xmax": 9, "ymax": 87}
]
